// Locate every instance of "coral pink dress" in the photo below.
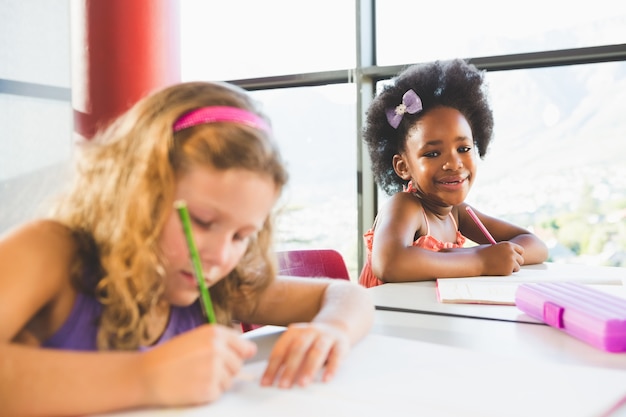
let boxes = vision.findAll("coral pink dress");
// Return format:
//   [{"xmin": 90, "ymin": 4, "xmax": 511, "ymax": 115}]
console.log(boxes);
[{"xmin": 359, "ymin": 207, "xmax": 466, "ymax": 288}]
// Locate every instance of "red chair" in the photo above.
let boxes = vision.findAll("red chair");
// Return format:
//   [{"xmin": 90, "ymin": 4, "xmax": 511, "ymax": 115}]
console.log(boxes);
[
  {"xmin": 275, "ymin": 249, "xmax": 350, "ymax": 280},
  {"xmin": 240, "ymin": 249, "xmax": 350, "ymax": 332}
]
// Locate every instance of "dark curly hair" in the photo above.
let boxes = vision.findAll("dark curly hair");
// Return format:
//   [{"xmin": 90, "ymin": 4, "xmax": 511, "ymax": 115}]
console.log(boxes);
[{"xmin": 363, "ymin": 59, "xmax": 494, "ymax": 195}]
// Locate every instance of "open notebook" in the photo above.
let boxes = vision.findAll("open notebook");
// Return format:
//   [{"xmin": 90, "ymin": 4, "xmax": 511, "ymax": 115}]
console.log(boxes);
[{"xmin": 436, "ymin": 263, "xmax": 625, "ymax": 305}]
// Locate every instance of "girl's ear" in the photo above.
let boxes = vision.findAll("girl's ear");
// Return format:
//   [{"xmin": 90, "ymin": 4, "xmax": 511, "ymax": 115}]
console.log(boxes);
[{"xmin": 392, "ymin": 154, "xmax": 412, "ymax": 181}]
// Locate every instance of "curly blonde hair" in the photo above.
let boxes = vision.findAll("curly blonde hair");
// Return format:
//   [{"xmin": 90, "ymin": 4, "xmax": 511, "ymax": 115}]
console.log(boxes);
[{"xmin": 50, "ymin": 81, "xmax": 288, "ymax": 350}]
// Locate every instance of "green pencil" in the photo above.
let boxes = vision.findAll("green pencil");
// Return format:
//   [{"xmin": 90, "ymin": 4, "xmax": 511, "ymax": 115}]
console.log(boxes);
[{"xmin": 174, "ymin": 200, "xmax": 217, "ymax": 324}]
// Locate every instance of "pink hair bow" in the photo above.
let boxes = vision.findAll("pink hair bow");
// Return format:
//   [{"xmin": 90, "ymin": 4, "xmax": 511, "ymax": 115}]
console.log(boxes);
[{"xmin": 385, "ymin": 89, "xmax": 423, "ymax": 129}]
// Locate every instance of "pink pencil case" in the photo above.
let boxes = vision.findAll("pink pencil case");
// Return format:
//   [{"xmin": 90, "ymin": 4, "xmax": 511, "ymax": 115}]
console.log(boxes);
[{"xmin": 515, "ymin": 282, "xmax": 626, "ymax": 353}]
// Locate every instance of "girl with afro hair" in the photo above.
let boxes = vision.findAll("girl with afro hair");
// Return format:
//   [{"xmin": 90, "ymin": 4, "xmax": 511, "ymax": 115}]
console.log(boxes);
[{"xmin": 359, "ymin": 59, "xmax": 548, "ymax": 287}]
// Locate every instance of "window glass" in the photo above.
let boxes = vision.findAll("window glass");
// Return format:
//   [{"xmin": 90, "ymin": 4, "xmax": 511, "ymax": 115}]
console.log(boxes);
[
  {"xmin": 0, "ymin": 2, "xmax": 72, "ymax": 235},
  {"xmin": 180, "ymin": 0, "xmax": 356, "ymax": 81},
  {"xmin": 375, "ymin": 61, "xmax": 626, "ymax": 266},
  {"xmin": 0, "ymin": 0, "xmax": 70, "ymax": 86},
  {"xmin": 250, "ymin": 84, "xmax": 359, "ymax": 278},
  {"xmin": 471, "ymin": 62, "xmax": 626, "ymax": 266},
  {"xmin": 376, "ymin": 0, "xmax": 626, "ymax": 66}
]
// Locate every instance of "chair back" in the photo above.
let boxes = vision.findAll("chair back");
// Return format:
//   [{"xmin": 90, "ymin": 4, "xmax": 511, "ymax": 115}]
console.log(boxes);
[{"xmin": 276, "ymin": 249, "xmax": 350, "ymax": 280}]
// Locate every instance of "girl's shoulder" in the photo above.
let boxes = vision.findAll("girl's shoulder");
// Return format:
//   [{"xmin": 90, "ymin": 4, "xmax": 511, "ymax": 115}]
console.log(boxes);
[
  {"xmin": 0, "ymin": 219, "xmax": 79, "ymax": 282},
  {"xmin": 382, "ymin": 191, "xmax": 425, "ymax": 214},
  {"xmin": 2, "ymin": 218, "xmax": 75, "ymax": 248},
  {"xmin": 374, "ymin": 192, "xmax": 427, "ymax": 233},
  {"xmin": 0, "ymin": 219, "xmax": 79, "ymax": 343}
]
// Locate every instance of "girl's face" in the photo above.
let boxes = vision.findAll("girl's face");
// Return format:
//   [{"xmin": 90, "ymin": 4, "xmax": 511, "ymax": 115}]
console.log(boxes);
[
  {"xmin": 159, "ymin": 165, "xmax": 279, "ymax": 306},
  {"xmin": 394, "ymin": 106, "xmax": 477, "ymax": 209}
]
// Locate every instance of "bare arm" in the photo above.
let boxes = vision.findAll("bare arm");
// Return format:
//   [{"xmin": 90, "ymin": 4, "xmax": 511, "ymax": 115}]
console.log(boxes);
[
  {"xmin": 2, "ymin": 325, "xmax": 258, "ymax": 417},
  {"xmin": 310, "ymin": 279, "xmax": 375, "ymax": 345},
  {"xmin": 457, "ymin": 203, "xmax": 549, "ymax": 265},
  {"xmin": 1, "ymin": 345, "xmax": 145, "ymax": 416},
  {"xmin": 0, "ymin": 221, "xmax": 256, "ymax": 416},
  {"xmin": 237, "ymin": 276, "xmax": 374, "ymax": 346},
  {"xmin": 0, "ymin": 221, "xmax": 144, "ymax": 416},
  {"xmin": 0, "ymin": 220, "xmax": 77, "ymax": 345},
  {"xmin": 370, "ymin": 195, "xmax": 548, "ymax": 282},
  {"xmin": 236, "ymin": 276, "xmax": 374, "ymax": 388},
  {"xmin": 371, "ymin": 194, "xmax": 490, "ymax": 281}
]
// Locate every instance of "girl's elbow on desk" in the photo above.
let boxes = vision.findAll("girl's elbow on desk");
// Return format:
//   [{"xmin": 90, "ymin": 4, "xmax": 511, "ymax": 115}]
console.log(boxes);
[{"xmin": 371, "ymin": 260, "xmax": 437, "ymax": 283}]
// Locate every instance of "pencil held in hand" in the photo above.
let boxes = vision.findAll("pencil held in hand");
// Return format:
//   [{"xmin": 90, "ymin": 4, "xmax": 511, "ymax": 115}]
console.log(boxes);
[
  {"xmin": 175, "ymin": 200, "xmax": 217, "ymax": 324},
  {"xmin": 465, "ymin": 206, "xmax": 497, "ymax": 245}
]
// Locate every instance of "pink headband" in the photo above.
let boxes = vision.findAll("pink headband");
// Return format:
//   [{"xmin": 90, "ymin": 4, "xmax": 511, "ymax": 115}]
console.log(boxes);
[{"xmin": 173, "ymin": 106, "xmax": 271, "ymax": 133}]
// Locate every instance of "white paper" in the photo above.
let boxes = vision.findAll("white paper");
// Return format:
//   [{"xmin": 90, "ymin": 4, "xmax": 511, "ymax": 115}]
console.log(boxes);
[{"xmin": 98, "ymin": 333, "xmax": 626, "ymax": 417}]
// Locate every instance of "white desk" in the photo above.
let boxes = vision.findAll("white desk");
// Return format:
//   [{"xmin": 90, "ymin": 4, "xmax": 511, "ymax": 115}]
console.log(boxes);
[
  {"xmin": 372, "ymin": 309, "xmax": 626, "ymax": 371},
  {"xmin": 371, "ymin": 279, "xmax": 540, "ymax": 323},
  {"xmin": 92, "ymin": 262, "xmax": 626, "ymax": 417},
  {"xmin": 369, "ymin": 262, "xmax": 626, "ymax": 324},
  {"xmin": 97, "ymin": 327, "xmax": 626, "ymax": 417},
  {"xmin": 367, "ymin": 262, "xmax": 626, "ymax": 371}
]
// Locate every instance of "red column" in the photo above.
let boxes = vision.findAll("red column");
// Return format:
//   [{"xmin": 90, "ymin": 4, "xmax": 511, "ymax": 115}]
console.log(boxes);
[{"xmin": 71, "ymin": 0, "xmax": 180, "ymax": 140}]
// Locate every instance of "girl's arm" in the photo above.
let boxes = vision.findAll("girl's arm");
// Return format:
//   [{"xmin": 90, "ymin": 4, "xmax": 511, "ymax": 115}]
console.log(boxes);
[
  {"xmin": 0, "ymin": 220, "xmax": 77, "ymax": 348},
  {"xmin": 1, "ymin": 344, "xmax": 145, "ymax": 416},
  {"xmin": 370, "ymin": 194, "xmax": 547, "ymax": 282},
  {"xmin": 2, "ymin": 325, "xmax": 257, "ymax": 417},
  {"xmin": 0, "ymin": 221, "xmax": 256, "ymax": 416},
  {"xmin": 0, "ymin": 221, "xmax": 145, "ymax": 416},
  {"xmin": 0, "ymin": 221, "xmax": 142, "ymax": 416},
  {"xmin": 237, "ymin": 275, "xmax": 374, "ymax": 345},
  {"xmin": 371, "ymin": 193, "xmax": 490, "ymax": 281},
  {"xmin": 235, "ymin": 275, "xmax": 374, "ymax": 388},
  {"xmin": 457, "ymin": 203, "xmax": 549, "ymax": 265}
]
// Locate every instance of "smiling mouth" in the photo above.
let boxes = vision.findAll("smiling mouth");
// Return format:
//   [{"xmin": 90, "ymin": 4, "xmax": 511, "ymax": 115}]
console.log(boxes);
[{"xmin": 438, "ymin": 177, "xmax": 467, "ymax": 185}]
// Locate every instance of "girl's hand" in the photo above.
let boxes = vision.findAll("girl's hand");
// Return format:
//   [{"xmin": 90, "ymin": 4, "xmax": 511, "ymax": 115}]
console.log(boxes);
[
  {"xmin": 260, "ymin": 322, "xmax": 350, "ymax": 388},
  {"xmin": 137, "ymin": 324, "xmax": 257, "ymax": 407},
  {"xmin": 477, "ymin": 241, "xmax": 525, "ymax": 275}
]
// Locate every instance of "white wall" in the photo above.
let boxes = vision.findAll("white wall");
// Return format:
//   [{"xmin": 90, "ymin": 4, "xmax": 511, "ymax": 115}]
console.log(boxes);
[{"xmin": 0, "ymin": 0, "xmax": 73, "ymax": 234}]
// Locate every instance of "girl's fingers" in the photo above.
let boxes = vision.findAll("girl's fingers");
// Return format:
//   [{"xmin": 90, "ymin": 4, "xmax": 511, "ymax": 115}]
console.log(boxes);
[
  {"xmin": 321, "ymin": 344, "xmax": 346, "ymax": 383},
  {"xmin": 262, "ymin": 328, "xmax": 310, "ymax": 387},
  {"xmin": 227, "ymin": 334, "xmax": 258, "ymax": 360},
  {"xmin": 295, "ymin": 335, "xmax": 334, "ymax": 386},
  {"xmin": 215, "ymin": 330, "xmax": 258, "ymax": 380},
  {"xmin": 261, "ymin": 324, "xmax": 310, "ymax": 386},
  {"xmin": 261, "ymin": 324, "xmax": 349, "ymax": 388}
]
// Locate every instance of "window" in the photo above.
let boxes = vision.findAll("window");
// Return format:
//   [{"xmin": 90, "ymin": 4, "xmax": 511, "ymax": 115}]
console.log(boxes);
[
  {"xmin": 376, "ymin": 0, "xmax": 626, "ymax": 66},
  {"xmin": 250, "ymin": 85, "xmax": 359, "ymax": 276},
  {"xmin": 180, "ymin": 0, "xmax": 356, "ymax": 80},
  {"xmin": 179, "ymin": 1, "xmax": 626, "ymax": 274},
  {"xmin": 473, "ymin": 61, "xmax": 626, "ymax": 266},
  {"xmin": 0, "ymin": 1, "xmax": 73, "ymax": 233},
  {"xmin": 3, "ymin": 1, "xmax": 625, "ymax": 273}
]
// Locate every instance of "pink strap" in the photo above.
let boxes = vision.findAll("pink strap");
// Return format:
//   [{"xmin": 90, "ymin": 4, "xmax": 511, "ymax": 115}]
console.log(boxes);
[
  {"xmin": 448, "ymin": 212, "xmax": 459, "ymax": 230},
  {"xmin": 421, "ymin": 207, "xmax": 431, "ymax": 236}
]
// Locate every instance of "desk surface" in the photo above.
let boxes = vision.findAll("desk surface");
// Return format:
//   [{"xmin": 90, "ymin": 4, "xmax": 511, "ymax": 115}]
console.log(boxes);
[
  {"xmin": 97, "ymin": 328, "xmax": 626, "ymax": 417},
  {"xmin": 92, "ymin": 262, "xmax": 626, "ymax": 417},
  {"xmin": 369, "ymin": 262, "xmax": 626, "ymax": 324},
  {"xmin": 371, "ymin": 279, "xmax": 540, "ymax": 323},
  {"xmin": 372, "ymin": 309, "xmax": 626, "ymax": 371},
  {"xmin": 367, "ymin": 262, "xmax": 626, "ymax": 371}
]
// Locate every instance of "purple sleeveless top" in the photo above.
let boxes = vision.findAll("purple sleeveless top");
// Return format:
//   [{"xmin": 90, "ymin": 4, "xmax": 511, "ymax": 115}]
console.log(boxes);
[{"xmin": 42, "ymin": 291, "xmax": 206, "ymax": 350}]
